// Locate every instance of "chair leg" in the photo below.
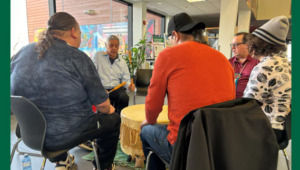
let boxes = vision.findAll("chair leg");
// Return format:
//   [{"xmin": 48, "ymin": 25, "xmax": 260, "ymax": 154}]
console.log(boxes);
[
  {"xmin": 14, "ymin": 138, "xmax": 42, "ymax": 157},
  {"xmin": 145, "ymin": 148, "xmax": 170, "ymax": 169},
  {"xmin": 282, "ymin": 149, "xmax": 290, "ymax": 170},
  {"xmin": 11, "ymin": 138, "xmax": 22, "ymax": 164},
  {"xmin": 16, "ymin": 145, "xmax": 43, "ymax": 157},
  {"xmin": 145, "ymin": 151, "xmax": 153, "ymax": 170},
  {"xmin": 67, "ymin": 151, "xmax": 74, "ymax": 167},
  {"xmin": 92, "ymin": 140, "xmax": 101, "ymax": 170},
  {"xmin": 16, "ymin": 145, "xmax": 42, "ymax": 157},
  {"xmin": 134, "ymin": 92, "xmax": 136, "ymax": 105},
  {"xmin": 40, "ymin": 157, "xmax": 46, "ymax": 170}
]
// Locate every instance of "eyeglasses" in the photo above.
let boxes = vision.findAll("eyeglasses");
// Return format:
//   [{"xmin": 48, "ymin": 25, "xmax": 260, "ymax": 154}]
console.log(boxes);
[{"xmin": 230, "ymin": 43, "xmax": 244, "ymax": 48}]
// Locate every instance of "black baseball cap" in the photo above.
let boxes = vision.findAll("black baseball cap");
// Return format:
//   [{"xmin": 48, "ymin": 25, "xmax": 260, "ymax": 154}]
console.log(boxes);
[{"xmin": 167, "ymin": 12, "xmax": 206, "ymax": 36}]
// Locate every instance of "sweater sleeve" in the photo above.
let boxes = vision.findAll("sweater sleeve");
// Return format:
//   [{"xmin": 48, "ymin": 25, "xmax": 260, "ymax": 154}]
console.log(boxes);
[
  {"xmin": 243, "ymin": 58, "xmax": 278, "ymax": 102},
  {"xmin": 243, "ymin": 64, "xmax": 265, "ymax": 102},
  {"xmin": 145, "ymin": 52, "xmax": 169, "ymax": 124}
]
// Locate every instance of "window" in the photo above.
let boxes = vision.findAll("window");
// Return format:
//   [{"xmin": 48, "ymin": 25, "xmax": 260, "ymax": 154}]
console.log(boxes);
[
  {"xmin": 146, "ymin": 11, "xmax": 163, "ymax": 36},
  {"xmin": 56, "ymin": 0, "xmax": 129, "ymax": 58},
  {"xmin": 145, "ymin": 11, "xmax": 165, "ymax": 60}
]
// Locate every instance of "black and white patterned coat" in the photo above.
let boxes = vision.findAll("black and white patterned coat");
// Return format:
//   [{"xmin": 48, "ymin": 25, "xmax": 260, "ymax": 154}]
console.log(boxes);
[{"xmin": 243, "ymin": 55, "xmax": 291, "ymax": 130}]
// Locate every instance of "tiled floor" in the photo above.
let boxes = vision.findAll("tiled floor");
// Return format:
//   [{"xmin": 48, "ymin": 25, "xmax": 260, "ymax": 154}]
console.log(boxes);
[{"xmin": 10, "ymin": 92, "xmax": 291, "ymax": 169}]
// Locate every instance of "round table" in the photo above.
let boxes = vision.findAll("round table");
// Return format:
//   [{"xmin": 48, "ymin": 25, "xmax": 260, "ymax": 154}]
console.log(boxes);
[{"xmin": 120, "ymin": 104, "xmax": 169, "ymax": 158}]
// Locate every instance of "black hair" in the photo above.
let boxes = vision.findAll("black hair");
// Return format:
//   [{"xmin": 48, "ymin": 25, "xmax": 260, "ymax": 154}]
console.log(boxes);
[
  {"xmin": 247, "ymin": 34, "xmax": 287, "ymax": 56},
  {"xmin": 35, "ymin": 12, "xmax": 78, "ymax": 59},
  {"xmin": 180, "ymin": 27, "xmax": 207, "ymax": 45}
]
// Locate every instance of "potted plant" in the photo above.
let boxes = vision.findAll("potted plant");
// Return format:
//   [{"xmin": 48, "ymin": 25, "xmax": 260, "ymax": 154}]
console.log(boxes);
[{"xmin": 121, "ymin": 32, "xmax": 152, "ymax": 78}]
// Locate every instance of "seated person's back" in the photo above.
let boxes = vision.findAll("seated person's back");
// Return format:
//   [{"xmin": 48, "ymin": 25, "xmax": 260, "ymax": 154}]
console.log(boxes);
[
  {"xmin": 11, "ymin": 12, "xmax": 120, "ymax": 170},
  {"xmin": 140, "ymin": 12, "xmax": 235, "ymax": 170}
]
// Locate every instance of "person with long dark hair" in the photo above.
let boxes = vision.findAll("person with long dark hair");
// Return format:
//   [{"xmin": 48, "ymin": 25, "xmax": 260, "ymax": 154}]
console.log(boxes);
[{"xmin": 11, "ymin": 12, "xmax": 120, "ymax": 170}]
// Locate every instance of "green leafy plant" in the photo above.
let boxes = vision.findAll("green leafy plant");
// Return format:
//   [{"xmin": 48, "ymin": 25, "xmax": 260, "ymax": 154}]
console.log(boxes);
[{"xmin": 121, "ymin": 32, "xmax": 152, "ymax": 77}]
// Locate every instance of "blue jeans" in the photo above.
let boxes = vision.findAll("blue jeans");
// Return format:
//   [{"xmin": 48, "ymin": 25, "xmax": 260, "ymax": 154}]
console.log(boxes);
[{"xmin": 140, "ymin": 124, "xmax": 173, "ymax": 170}]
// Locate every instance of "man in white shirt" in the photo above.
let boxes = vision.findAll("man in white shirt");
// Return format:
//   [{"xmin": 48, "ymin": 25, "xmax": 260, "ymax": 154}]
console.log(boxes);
[{"xmin": 92, "ymin": 35, "xmax": 135, "ymax": 114}]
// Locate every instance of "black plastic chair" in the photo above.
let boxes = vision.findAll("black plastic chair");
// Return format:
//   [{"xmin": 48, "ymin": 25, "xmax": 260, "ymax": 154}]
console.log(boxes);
[
  {"xmin": 10, "ymin": 96, "xmax": 101, "ymax": 169},
  {"xmin": 133, "ymin": 69, "xmax": 153, "ymax": 104}
]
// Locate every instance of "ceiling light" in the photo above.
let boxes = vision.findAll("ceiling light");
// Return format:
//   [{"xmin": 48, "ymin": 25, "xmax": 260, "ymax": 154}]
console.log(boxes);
[
  {"xmin": 157, "ymin": 2, "xmax": 163, "ymax": 5},
  {"xmin": 187, "ymin": 0, "xmax": 207, "ymax": 2}
]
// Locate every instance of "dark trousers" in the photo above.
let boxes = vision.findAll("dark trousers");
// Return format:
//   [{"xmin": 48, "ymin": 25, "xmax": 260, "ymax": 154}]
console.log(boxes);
[
  {"xmin": 108, "ymin": 88, "xmax": 129, "ymax": 115},
  {"xmin": 48, "ymin": 113, "xmax": 121, "ymax": 170}
]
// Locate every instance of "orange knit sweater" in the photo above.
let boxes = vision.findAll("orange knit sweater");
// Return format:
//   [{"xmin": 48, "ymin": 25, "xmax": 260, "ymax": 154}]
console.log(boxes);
[{"xmin": 145, "ymin": 41, "xmax": 236, "ymax": 145}]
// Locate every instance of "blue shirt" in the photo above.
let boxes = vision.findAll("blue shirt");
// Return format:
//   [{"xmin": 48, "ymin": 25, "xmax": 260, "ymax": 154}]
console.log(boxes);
[
  {"xmin": 11, "ymin": 38, "xmax": 108, "ymax": 148},
  {"xmin": 92, "ymin": 51, "xmax": 131, "ymax": 90}
]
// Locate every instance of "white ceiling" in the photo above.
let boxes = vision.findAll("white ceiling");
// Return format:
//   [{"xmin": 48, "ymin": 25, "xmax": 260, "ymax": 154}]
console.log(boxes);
[
  {"xmin": 122, "ymin": 0, "xmax": 291, "ymax": 38},
  {"xmin": 144, "ymin": 0, "xmax": 221, "ymax": 16},
  {"xmin": 123, "ymin": 0, "xmax": 242, "ymax": 27},
  {"xmin": 124, "ymin": 0, "xmax": 220, "ymax": 19}
]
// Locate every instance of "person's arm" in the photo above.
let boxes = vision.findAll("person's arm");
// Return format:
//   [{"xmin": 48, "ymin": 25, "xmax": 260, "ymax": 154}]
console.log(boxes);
[
  {"xmin": 144, "ymin": 51, "xmax": 169, "ymax": 125},
  {"xmin": 74, "ymin": 51, "xmax": 110, "ymax": 113},
  {"xmin": 243, "ymin": 65, "xmax": 265, "ymax": 101},
  {"xmin": 95, "ymin": 98, "xmax": 115, "ymax": 114}
]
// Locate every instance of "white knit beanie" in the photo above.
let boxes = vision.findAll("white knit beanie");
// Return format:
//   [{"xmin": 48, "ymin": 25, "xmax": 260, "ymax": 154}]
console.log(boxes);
[{"xmin": 252, "ymin": 16, "xmax": 289, "ymax": 46}]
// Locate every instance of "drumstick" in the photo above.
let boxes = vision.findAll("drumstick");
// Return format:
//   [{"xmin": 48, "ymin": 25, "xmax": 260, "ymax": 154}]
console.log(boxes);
[
  {"xmin": 109, "ymin": 82, "xmax": 127, "ymax": 93},
  {"xmin": 129, "ymin": 51, "xmax": 134, "ymax": 85}
]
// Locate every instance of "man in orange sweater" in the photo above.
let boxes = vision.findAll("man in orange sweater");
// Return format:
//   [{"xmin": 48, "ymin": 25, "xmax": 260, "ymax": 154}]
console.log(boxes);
[{"xmin": 140, "ymin": 12, "xmax": 235, "ymax": 169}]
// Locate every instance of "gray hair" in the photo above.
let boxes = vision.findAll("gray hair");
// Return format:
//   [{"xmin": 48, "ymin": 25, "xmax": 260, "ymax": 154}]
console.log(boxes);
[{"xmin": 106, "ymin": 35, "xmax": 119, "ymax": 44}]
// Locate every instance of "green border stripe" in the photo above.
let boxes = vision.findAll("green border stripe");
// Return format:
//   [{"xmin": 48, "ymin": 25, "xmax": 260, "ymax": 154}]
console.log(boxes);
[{"xmin": 1, "ymin": 0, "xmax": 10, "ymax": 169}]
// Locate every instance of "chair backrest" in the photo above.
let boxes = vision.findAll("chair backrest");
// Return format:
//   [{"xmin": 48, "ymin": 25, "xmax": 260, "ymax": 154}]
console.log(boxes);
[
  {"xmin": 11, "ymin": 96, "xmax": 46, "ymax": 151},
  {"xmin": 136, "ymin": 69, "xmax": 153, "ymax": 87},
  {"xmin": 170, "ymin": 98, "xmax": 279, "ymax": 170}
]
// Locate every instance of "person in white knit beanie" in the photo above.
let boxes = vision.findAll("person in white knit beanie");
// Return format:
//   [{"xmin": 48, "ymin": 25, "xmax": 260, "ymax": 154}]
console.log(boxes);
[{"xmin": 243, "ymin": 16, "xmax": 291, "ymax": 143}]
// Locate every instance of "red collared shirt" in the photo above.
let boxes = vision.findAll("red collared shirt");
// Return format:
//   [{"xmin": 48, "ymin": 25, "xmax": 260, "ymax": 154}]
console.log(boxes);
[{"xmin": 229, "ymin": 55, "xmax": 259, "ymax": 98}]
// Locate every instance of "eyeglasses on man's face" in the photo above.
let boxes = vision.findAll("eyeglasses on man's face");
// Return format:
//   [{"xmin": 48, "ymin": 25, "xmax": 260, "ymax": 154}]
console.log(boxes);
[{"xmin": 230, "ymin": 43, "xmax": 244, "ymax": 48}]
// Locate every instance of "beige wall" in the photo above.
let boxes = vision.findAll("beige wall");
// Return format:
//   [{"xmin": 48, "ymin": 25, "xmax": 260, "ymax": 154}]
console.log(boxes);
[
  {"xmin": 249, "ymin": 0, "xmax": 291, "ymax": 20},
  {"xmin": 26, "ymin": 0, "xmax": 49, "ymax": 43}
]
